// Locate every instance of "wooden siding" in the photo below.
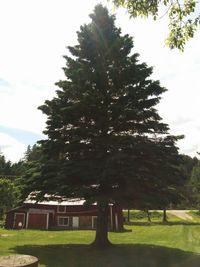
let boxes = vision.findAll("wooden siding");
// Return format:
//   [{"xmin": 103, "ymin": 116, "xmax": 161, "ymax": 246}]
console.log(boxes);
[
  {"xmin": 5, "ymin": 203, "xmax": 123, "ymax": 231},
  {"xmin": 13, "ymin": 213, "xmax": 26, "ymax": 229},
  {"xmin": 79, "ymin": 216, "xmax": 92, "ymax": 228},
  {"xmin": 27, "ymin": 213, "xmax": 47, "ymax": 229}
]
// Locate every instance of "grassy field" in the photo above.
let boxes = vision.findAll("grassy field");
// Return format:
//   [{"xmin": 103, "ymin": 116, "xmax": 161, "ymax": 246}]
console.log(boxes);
[
  {"xmin": 123, "ymin": 210, "xmax": 181, "ymax": 223},
  {"xmin": 1, "ymin": 211, "xmax": 200, "ymax": 267}
]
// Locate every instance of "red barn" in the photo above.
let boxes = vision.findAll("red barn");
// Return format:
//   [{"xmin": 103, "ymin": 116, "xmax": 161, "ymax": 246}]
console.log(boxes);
[{"xmin": 5, "ymin": 199, "xmax": 123, "ymax": 231}]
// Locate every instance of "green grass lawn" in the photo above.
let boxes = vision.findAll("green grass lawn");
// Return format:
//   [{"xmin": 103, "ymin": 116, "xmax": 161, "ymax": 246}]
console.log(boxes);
[{"xmin": 1, "ymin": 211, "xmax": 200, "ymax": 267}]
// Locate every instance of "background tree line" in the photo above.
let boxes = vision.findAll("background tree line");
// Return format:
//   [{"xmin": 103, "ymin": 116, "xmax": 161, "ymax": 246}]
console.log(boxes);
[
  {"xmin": 0, "ymin": 144, "xmax": 41, "ymax": 219},
  {"xmin": 1, "ymin": 145, "xmax": 200, "ymax": 223}
]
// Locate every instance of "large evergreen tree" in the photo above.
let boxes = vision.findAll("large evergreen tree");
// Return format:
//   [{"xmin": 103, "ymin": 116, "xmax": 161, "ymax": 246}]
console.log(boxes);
[{"xmin": 26, "ymin": 5, "xmax": 182, "ymax": 247}]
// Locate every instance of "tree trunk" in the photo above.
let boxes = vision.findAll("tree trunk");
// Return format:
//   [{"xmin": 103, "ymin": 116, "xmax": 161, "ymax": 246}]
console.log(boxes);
[
  {"xmin": 91, "ymin": 205, "xmax": 111, "ymax": 248},
  {"xmin": 146, "ymin": 209, "xmax": 151, "ymax": 222},
  {"xmin": 127, "ymin": 208, "xmax": 130, "ymax": 223},
  {"xmin": 162, "ymin": 207, "xmax": 168, "ymax": 223}
]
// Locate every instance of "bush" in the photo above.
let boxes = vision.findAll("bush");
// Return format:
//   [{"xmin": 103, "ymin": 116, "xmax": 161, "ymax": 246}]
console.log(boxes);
[
  {"xmin": 150, "ymin": 211, "xmax": 162, "ymax": 219},
  {"xmin": 123, "ymin": 210, "xmax": 147, "ymax": 221},
  {"xmin": 0, "ymin": 216, "xmax": 5, "ymax": 228},
  {"xmin": 133, "ymin": 210, "xmax": 147, "ymax": 220},
  {"xmin": 124, "ymin": 210, "xmax": 163, "ymax": 222}
]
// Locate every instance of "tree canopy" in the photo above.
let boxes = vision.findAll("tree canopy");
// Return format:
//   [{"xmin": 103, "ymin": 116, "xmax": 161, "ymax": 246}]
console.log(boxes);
[
  {"xmin": 0, "ymin": 178, "xmax": 20, "ymax": 217},
  {"xmin": 0, "ymin": 153, "xmax": 12, "ymax": 176},
  {"xmin": 110, "ymin": 0, "xmax": 200, "ymax": 50},
  {"xmin": 189, "ymin": 161, "xmax": 200, "ymax": 208},
  {"xmin": 24, "ymin": 4, "xmax": 183, "ymax": 247}
]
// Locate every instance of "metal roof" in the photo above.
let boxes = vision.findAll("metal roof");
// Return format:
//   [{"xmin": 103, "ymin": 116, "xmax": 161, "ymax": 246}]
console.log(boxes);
[{"xmin": 24, "ymin": 198, "xmax": 86, "ymax": 206}]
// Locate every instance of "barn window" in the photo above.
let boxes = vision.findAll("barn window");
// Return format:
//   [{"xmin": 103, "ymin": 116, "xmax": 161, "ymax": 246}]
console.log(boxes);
[
  {"xmin": 58, "ymin": 216, "xmax": 69, "ymax": 226},
  {"xmin": 57, "ymin": 205, "xmax": 66, "ymax": 213}
]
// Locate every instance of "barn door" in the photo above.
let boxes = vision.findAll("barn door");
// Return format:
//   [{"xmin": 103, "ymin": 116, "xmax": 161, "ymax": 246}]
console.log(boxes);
[
  {"xmin": 28, "ymin": 213, "xmax": 48, "ymax": 229},
  {"xmin": 13, "ymin": 213, "xmax": 25, "ymax": 229},
  {"xmin": 72, "ymin": 217, "xmax": 79, "ymax": 228}
]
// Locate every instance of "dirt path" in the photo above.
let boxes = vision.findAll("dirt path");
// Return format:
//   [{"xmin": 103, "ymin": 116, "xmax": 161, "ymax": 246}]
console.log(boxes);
[{"xmin": 168, "ymin": 210, "xmax": 193, "ymax": 221}]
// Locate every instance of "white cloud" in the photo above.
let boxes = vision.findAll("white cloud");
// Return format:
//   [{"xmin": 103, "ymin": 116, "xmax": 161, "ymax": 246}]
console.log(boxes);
[
  {"xmin": 0, "ymin": 82, "xmax": 55, "ymax": 134},
  {"xmin": 0, "ymin": 133, "xmax": 26, "ymax": 162}
]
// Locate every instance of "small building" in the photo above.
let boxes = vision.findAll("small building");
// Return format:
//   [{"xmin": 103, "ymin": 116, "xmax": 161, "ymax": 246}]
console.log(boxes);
[{"xmin": 5, "ymin": 199, "xmax": 123, "ymax": 231}]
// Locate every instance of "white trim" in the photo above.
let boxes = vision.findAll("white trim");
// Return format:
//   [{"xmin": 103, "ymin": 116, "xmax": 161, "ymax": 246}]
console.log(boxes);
[
  {"xmin": 92, "ymin": 216, "xmax": 97, "ymax": 229},
  {"xmin": 115, "ymin": 213, "xmax": 118, "ymax": 230},
  {"xmin": 26, "ymin": 211, "xmax": 29, "ymax": 229},
  {"xmin": 46, "ymin": 213, "xmax": 49, "ymax": 229},
  {"xmin": 57, "ymin": 206, "xmax": 66, "ymax": 213},
  {"xmin": 13, "ymin": 213, "xmax": 25, "ymax": 228},
  {"xmin": 29, "ymin": 208, "xmax": 54, "ymax": 214},
  {"xmin": 110, "ymin": 205, "xmax": 113, "ymax": 230},
  {"xmin": 57, "ymin": 216, "xmax": 69, "ymax": 226}
]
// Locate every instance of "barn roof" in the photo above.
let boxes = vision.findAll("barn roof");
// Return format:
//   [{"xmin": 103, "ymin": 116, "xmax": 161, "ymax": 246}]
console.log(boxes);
[
  {"xmin": 6, "ymin": 206, "xmax": 29, "ymax": 213},
  {"xmin": 24, "ymin": 193, "xmax": 113, "ymax": 206},
  {"xmin": 24, "ymin": 198, "xmax": 86, "ymax": 206}
]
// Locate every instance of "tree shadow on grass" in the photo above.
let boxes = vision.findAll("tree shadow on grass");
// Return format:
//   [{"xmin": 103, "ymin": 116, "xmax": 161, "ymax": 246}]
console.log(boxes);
[
  {"xmin": 12, "ymin": 243, "xmax": 200, "ymax": 267},
  {"xmin": 125, "ymin": 221, "xmax": 200, "ymax": 226}
]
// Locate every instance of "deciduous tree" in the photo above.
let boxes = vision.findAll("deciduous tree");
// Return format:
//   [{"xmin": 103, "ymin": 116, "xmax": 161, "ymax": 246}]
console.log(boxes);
[
  {"xmin": 110, "ymin": 0, "xmax": 200, "ymax": 50},
  {"xmin": 0, "ymin": 178, "xmax": 20, "ymax": 217},
  {"xmin": 190, "ymin": 161, "xmax": 200, "ymax": 209}
]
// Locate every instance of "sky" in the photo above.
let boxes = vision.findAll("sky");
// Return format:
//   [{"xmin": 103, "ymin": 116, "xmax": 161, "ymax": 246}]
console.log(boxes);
[{"xmin": 0, "ymin": 0, "xmax": 200, "ymax": 162}]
